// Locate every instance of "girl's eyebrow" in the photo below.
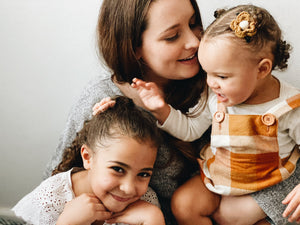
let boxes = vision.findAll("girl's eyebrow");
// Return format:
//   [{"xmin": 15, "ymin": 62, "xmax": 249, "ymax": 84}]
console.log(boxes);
[{"xmin": 108, "ymin": 161, "xmax": 154, "ymax": 171}]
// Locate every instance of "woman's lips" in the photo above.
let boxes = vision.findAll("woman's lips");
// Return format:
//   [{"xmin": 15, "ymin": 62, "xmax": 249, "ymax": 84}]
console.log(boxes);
[{"xmin": 178, "ymin": 54, "xmax": 198, "ymax": 65}]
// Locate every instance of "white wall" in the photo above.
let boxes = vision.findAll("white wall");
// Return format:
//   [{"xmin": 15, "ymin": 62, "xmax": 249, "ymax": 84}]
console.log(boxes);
[
  {"xmin": 0, "ymin": 0, "xmax": 103, "ymax": 208},
  {"xmin": 0, "ymin": 0, "xmax": 299, "ymax": 209}
]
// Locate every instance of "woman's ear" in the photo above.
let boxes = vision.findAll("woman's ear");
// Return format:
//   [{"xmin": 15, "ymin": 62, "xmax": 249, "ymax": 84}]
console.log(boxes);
[
  {"xmin": 81, "ymin": 144, "xmax": 93, "ymax": 170},
  {"xmin": 257, "ymin": 58, "xmax": 273, "ymax": 79}
]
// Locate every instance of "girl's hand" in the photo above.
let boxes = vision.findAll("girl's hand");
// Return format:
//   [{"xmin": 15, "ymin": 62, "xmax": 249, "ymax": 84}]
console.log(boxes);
[
  {"xmin": 105, "ymin": 200, "xmax": 165, "ymax": 225},
  {"xmin": 56, "ymin": 193, "xmax": 112, "ymax": 225},
  {"xmin": 282, "ymin": 184, "xmax": 300, "ymax": 223},
  {"xmin": 131, "ymin": 78, "xmax": 170, "ymax": 125},
  {"xmin": 92, "ymin": 97, "xmax": 116, "ymax": 116}
]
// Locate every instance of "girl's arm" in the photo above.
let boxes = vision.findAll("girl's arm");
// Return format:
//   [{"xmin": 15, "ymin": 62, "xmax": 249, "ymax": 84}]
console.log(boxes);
[
  {"xmin": 105, "ymin": 200, "xmax": 165, "ymax": 225},
  {"xmin": 282, "ymin": 182, "xmax": 300, "ymax": 223},
  {"xmin": 56, "ymin": 193, "xmax": 112, "ymax": 225}
]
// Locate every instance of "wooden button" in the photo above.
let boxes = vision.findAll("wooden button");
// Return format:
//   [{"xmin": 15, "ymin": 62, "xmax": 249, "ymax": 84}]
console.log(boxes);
[
  {"xmin": 261, "ymin": 113, "xmax": 276, "ymax": 126},
  {"xmin": 214, "ymin": 111, "xmax": 225, "ymax": 123}
]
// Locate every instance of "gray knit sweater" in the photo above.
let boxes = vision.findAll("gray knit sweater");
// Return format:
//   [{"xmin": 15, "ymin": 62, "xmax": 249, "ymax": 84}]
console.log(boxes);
[{"xmin": 44, "ymin": 74, "xmax": 190, "ymax": 224}]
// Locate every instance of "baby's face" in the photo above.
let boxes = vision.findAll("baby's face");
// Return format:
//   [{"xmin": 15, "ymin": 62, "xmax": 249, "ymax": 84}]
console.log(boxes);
[{"xmin": 198, "ymin": 37, "xmax": 261, "ymax": 106}]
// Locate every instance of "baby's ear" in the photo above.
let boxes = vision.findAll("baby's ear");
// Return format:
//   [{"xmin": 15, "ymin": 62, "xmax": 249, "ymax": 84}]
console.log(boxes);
[
  {"xmin": 81, "ymin": 145, "xmax": 93, "ymax": 169},
  {"xmin": 257, "ymin": 58, "xmax": 272, "ymax": 79}
]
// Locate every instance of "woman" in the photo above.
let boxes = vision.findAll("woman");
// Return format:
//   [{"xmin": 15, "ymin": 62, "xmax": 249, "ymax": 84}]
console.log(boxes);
[{"xmin": 45, "ymin": 0, "xmax": 207, "ymax": 224}]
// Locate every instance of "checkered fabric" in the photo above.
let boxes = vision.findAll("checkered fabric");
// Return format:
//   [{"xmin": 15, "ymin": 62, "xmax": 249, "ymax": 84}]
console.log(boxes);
[{"xmin": 198, "ymin": 94, "xmax": 300, "ymax": 196}]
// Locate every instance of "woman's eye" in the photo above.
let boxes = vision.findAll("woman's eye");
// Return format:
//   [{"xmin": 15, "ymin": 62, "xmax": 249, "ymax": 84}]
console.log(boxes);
[
  {"xmin": 189, "ymin": 22, "xmax": 198, "ymax": 29},
  {"xmin": 138, "ymin": 172, "xmax": 152, "ymax": 178},
  {"xmin": 111, "ymin": 166, "xmax": 124, "ymax": 173},
  {"xmin": 165, "ymin": 33, "xmax": 179, "ymax": 42},
  {"xmin": 218, "ymin": 75, "xmax": 227, "ymax": 79}
]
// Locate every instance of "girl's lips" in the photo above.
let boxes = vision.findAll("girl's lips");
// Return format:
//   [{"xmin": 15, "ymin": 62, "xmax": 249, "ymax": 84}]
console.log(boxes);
[{"xmin": 111, "ymin": 193, "xmax": 133, "ymax": 202}]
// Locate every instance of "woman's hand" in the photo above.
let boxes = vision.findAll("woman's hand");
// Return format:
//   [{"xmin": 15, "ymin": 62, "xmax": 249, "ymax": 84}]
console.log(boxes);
[
  {"xmin": 282, "ymin": 184, "xmax": 300, "ymax": 223},
  {"xmin": 131, "ymin": 78, "xmax": 170, "ymax": 125},
  {"xmin": 92, "ymin": 97, "xmax": 116, "ymax": 116},
  {"xmin": 56, "ymin": 193, "xmax": 112, "ymax": 225},
  {"xmin": 105, "ymin": 200, "xmax": 165, "ymax": 225}
]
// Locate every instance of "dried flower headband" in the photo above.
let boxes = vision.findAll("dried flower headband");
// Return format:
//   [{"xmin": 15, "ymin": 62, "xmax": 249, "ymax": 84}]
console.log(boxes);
[{"xmin": 230, "ymin": 11, "xmax": 257, "ymax": 42}]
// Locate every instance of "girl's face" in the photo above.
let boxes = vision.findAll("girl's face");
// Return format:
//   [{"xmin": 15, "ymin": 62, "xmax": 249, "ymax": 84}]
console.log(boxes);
[
  {"xmin": 137, "ymin": 0, "xmax": 202, "ymax": 87},
  {"xmin": 83, "ymin": 136, "xmax": 157, "ymax": 213},
  {"xmin": 198, "ymin": 38, "xmax": 261, "ymax": 107}
]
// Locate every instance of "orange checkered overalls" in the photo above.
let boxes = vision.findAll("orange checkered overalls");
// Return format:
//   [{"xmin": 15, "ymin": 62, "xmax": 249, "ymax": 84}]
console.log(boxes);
[{"xmin": 198, "ymin": 93, "xmax": 300, "ymax": 195}]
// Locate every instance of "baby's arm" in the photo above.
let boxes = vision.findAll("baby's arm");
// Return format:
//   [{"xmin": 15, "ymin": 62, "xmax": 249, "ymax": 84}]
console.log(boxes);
[
  {"xmin": 282, "ymin": 183, "xmax": 300, "ymax": 223},
  {"xmin": 131, "ymin": 78, "xmax": 170, "ymax": 125},
  {"xmin": 132, "ymin": 78, "xmax": 211, "ymax": 141},
  {"xmin": 105, "ymin": 200, "xmax": 165, "ymax": 225},
  {"xmin": 56, "ymin": 193, "xmax": 112, "ymax": 225}
]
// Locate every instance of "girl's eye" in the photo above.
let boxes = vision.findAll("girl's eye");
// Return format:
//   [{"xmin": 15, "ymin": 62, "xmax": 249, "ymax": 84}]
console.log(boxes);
[
  {"xmin": 165, "ymin": 33, "xmax": 179, "ymax": 42},
  {"xmin": 138, "ymin": 172, "xmax": 152, "ymax": 178},
  {"xmin": 111, "ymin": 166, "xmax": 124, "ymax": 173}
]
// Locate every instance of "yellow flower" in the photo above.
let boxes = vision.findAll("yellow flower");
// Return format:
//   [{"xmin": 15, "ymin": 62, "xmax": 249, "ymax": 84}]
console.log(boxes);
[{"xmin": 230, "ymin": 11, "xmax": 257, "ymax": 38}]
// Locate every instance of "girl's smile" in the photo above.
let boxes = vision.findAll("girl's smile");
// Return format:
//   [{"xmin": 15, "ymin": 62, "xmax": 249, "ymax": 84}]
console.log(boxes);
[{"xmin": 79, "ymin": 136, "xmax": 157, "ymax": 213}]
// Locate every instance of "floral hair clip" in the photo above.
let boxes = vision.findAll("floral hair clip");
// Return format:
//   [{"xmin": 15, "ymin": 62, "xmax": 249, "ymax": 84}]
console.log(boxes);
[{"xmin": 230, "ymin": 11, "xmax": 257, "ymax": 42}]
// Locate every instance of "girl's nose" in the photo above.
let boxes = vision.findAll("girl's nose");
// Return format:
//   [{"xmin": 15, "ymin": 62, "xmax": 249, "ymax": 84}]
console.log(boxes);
[{"xmin": 120, "ymin": 178, "xmax": 136, "ymax": 195}]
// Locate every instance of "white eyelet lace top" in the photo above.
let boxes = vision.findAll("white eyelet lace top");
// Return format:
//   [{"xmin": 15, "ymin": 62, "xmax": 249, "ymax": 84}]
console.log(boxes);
[{"xmin": 12, "ymin": 169, "xmax": 160, "ymax": 225}]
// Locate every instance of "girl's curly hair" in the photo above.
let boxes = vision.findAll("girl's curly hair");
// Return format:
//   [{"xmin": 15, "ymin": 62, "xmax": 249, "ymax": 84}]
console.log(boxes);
[{"xmin": 52, "ymin": 96, "xmax": 161, "ymax": 175}]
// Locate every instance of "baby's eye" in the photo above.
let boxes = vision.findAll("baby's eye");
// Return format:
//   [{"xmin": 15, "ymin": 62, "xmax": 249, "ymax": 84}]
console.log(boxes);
[
  {"xmin": 111, "ymin": 166, "xmax": 124, "ymax": 173},
  {"xmin": 138, "ymin": 172, "xmax": 152, "ymax": 178}
]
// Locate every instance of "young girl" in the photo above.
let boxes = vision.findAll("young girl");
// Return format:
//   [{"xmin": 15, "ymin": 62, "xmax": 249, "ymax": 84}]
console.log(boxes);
[
  {"xmin": 13, "ymin": 96, "xmax": 165, "ymax": 225},
  {"xmin": 130, "ymin": 4, "xmax": 300, "ymax": 225}
]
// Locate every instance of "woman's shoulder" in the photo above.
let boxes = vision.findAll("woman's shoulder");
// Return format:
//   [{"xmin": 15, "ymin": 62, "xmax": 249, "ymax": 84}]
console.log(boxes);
[{"xmin": 77, "ymin": 74, "xmax": 122, "ymax": 105}]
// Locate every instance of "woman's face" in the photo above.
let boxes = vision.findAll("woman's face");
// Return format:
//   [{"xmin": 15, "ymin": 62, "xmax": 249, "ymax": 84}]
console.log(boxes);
[{"xmin": 137, "ymin": 0, "xmax": 202, "ymax": 87}]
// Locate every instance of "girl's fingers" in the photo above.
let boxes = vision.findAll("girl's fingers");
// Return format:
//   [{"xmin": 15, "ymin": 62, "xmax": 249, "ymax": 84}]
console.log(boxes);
[
  {"xmin": 283, "ymin": 189, "xmax": 295, "ymax": 204},
  {"xmin": 95, "ymin": 210, "xmax": 112, "ymax": 221}
]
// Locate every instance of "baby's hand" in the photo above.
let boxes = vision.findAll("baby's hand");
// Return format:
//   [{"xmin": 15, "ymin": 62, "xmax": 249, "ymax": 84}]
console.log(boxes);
[
  {"xmin": 282, "ymin": 184, "xmax": 300, "ymax": 223},
  {"xmin": 131, "ymin": 78, "xmax": 171, "ymax": 125},
  {"xmin": 56, "ymin": 193, "xmax": 112, "ymax": 225},
  {"xmin": 131, "ymin": 78, "xmax": 165, "ymax": 112},
  {"xmin": 92, "ymin": 97, "xmax": 116, "ymax": 116},
  {"xmin": 105, "ymin": 200, "xmax": 165, "ymax": 225}
]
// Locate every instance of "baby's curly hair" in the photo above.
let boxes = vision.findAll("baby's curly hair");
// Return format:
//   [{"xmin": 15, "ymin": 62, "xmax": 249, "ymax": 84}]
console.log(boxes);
[
  {"xmin": 52, "ymin": 96, "xmax": 161, "ymax": 175},
  {"xmin": 207, "ymin": 4, "xmax": 291, "ymax": 71}
]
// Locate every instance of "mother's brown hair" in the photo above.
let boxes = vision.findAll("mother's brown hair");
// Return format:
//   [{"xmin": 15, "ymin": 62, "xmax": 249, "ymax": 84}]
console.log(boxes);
[{"xmin": 97, "ymin": 0, "xmax": 208, "ymax": 174}]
